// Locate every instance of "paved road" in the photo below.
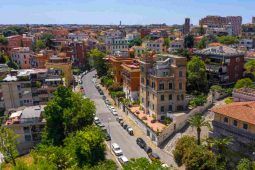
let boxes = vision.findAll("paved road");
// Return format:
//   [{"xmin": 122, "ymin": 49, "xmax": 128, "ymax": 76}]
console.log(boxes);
[{"xmin": 82, "ymin": 71, "xmax": 148, "ymax": 160}]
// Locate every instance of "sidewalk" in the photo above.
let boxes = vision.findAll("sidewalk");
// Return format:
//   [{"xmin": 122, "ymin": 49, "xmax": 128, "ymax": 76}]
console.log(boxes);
[{"xmin": 99, "ymin": 82, "xmax": 177, "ymax": 168}]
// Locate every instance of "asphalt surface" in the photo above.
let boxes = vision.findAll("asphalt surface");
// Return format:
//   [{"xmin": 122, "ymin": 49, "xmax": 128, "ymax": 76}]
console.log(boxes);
[{"xmin": 82, "ymin": 71, "xmax": 148, "ymax": 160}]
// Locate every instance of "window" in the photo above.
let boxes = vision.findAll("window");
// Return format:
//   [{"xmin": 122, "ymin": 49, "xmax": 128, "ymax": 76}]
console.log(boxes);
[
  {"xmin": 223, "ymin": 117, "xmax": 228, "ymax": 123},
  {"xmin": 243, "ymin": 123, "xmax": 248, "ymax": 130},
  {"xmin": 169, "ymin": 94, "xmax": 172, "ymax": 100},
  {"xmin": 152, "ymin": 104, "xmax": 154, "ymax": 110},
  {"xmin": 181, "ymin": 94, "xmax": 184, "ymax": 101},
  {"xmin": 25, "ymin": 135, "xmax": 31, "ymax": 141},
  {"xmin": 168, "ymin": 105, "xmax": 172, "ymax": 112},
  {"xmin": 153, "ymin": 94, "xmax": 155, "ymax": 99},
  {"xmin": 161, "ymin": 106, "xmax": 164, "ymax": 112},
  {"xmin": 177, "ymin": 95, "xmax": 180, "ymax": 101},
  {"xmin": 159, "ymin": 83, "xmax": 164, "ymax": 90},
  {"xmin": 169, "ymin": 83, "xmax": 173, "ymax": 89},
  {"xmin": 179, "ymin": 71, "xmax": 183, "ymax": 77},
  {"xmin": 161, "ymin": 95, "xmax": 164, "ymax": 101},
  {"xmin": 233, "ymin": 120, "xmax": 238, "ymax": 126},
  {"xmin": 179, "ymin": 83, "xmax": 182, "ymax": 90}
]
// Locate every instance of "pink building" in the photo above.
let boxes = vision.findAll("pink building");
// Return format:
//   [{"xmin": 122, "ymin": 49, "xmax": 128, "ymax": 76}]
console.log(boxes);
[{"xmin": 11, "ymin": 47, "xmax": 34, "ymax": 69}]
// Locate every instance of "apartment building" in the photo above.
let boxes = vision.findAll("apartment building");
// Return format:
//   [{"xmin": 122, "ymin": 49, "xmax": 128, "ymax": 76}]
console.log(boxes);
[
  {"xmin": 183, "ymin": 18, "xmax": 190, "ymax": 35},
  {"xmin": 241, "ymin": 24, "xmax": 255, "ymax": 39},
  {"xmin": 108, "ymin": 53, "xmax": 134, "ymax": 84},
  {"xmin": 143, "ymin": 38, "xmax": 164, "ymax": 53},
  {"xmin": 168, "ymin": 38, "xmax": 184, "ymax": 52},
  {"xmin": 194, "ymin": 46, "xmax": 245, "ymax": 86},
  {"xmin": 239, "ymin": 39, "xmax": 254, "ymax": 50},
  {"xmin": 11, "ymin": 47, "xmax": 34, "ymax": 69},
  {"xmin": 1, "ymin": 68, "xmax": 63, "ymax": 109},
  {"xmin": 105, "ymin": 37, "xmax": 129, "ymax": 54},
  {"xmin": 45, "ymin": 53, "xmax": 73, "ymax": 86},
  {"xmin": 139, "ymin": 53, "xmax": 187, "ymax": 120},
  {"xmin": 199, "ymin": 16, "xmax": 242, "ymax": 36},
  {"xmin": 211, "ymin": 102, "xmax": 255, "ymax": 158},
  {"xmin": 4, "ymin": 105, "xmax": 46, "ymax": 154},
  {"xmin": 121, "ymin": 61, "xmax": 140, "ymax": 101},
  {"xmin": 30, "ymin": 50, "xmax": 54, "ymax": 69}
]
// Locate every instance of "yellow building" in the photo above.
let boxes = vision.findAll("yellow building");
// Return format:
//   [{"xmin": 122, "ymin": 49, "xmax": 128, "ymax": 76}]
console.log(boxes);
[
  {"xmin": 45, "ymin": 53, "xmax": 73, "ymax": 87},
  {"xmin": 211, "ymin": 101, "xmax": 255, "ymax": 157}
]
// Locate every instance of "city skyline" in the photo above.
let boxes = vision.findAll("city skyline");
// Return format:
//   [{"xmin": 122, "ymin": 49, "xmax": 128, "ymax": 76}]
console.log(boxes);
[{"xmin": 0, "ymin": 0, "xmax": 254, "ymax": 25}]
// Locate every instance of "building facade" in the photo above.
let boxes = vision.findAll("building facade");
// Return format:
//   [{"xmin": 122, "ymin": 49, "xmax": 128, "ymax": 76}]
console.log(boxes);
[
  {"xmin": 4, "ymin": 105, "xmax": 46, "ymax": 155},
  {"xmin": 195, "ymin": 46, "xmax": 245, "ymax": 86},
  {"xmin": 11, "ymin": 47, "xmax": 34, "ymax": 69},
  {"xmin": 1, "ymin": 69, "xmax": 63, "ymax": 109},
  {"xmin": 211, "ymin": 102, "xmax": 255, "ymax": 158},
  {"xmin": 121, "ymin": 61, "xmax": 140, "ymax": 101},
  {"xmin": 139, "ymin": 54, "xmax": 187, "ymax": 120}
]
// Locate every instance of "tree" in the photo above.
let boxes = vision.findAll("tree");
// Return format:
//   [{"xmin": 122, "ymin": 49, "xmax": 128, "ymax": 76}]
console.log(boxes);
[
  {"xmin": 0, "ymin": 36, "xmax": 8, "ymax": 45},
  {"xmin": 173, "ymin": 136, "xmax": 197, "ymax": 166},
  {"xmin": 163, "ymin": 37, "xmax": 170, "ymax": 49},
  {"xmin": 198, "ymin": 25, "xmax": 205, "ymax": 36},
  {"xmin": 128, "ymin": 38, "xmax": 142, "ymax": 48},
  {"xmin": 88, "ymin": 160, "xmax": 117, "ymax": 170},
  {"xmin": 183, "ymin": 144, "xmax": 217, "ymax": 170},
  {"xmin": 187, "ymin": 56, "xmax": 208, "ymax": 93},
  {"xmin": 64, "ymin": 126, "xmax": 105, "ymax": 167},
  {"xmin": 197, "ymin": 37, "xmax": 207, "ymax": 49},
  {"xmin": 35, "ymin": 40, "xmax": 46, "ymax": 51},
  {"xmin": 0, "ymin": 127, "xmax": 19, "ymax": 166},
  {"xmin": 244, "ymin": 60, "xmax": 255, "ymax": 80},
  {"xmin": 184, "ymin": 34, "xmax": 194, "ymax": 48},
  {"xmin": 235, "ymin": 78, "xmax": 254, "ymax": 89},
  {"xmin": 7, "ymin": 60, "xmax": 19, "ymax": 70},
  {"xmin": 237, "ymin": 158, "xmax": 253, "ymax": 170},
  {"xmin": 188, "ymin": 113, "xmax": 211, "ymax": 145},
  {"xmin": 217, "ymin": 36, "xmax": 239, "ymax": 45},
  {"xmin": 32, "ymin": 145, "xmax": 72, "ymax": 169},
  {"xmin": 88, "ymin": 49, "xmax": 108, "ymax": 77},
  {"xmin": 0, "ymin": 52, "xmax": 9, "ymax": 64},
  {"xmin": 123, "ymin": 157, "xmax": 167, "ymax": 170},
  {"xmin": 41, "ymin": 33, "xmax": 54, "ymax": 49},
  {"xmin": 42, "ymin": 86, "xmax": 95, "ymax": 145}
]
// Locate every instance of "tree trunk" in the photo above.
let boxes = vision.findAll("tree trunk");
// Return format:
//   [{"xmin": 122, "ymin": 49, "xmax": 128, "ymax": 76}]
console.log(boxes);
[
  {"xmin": 11, "ymin": 156, "xmax": 16, "ymax": 166},
  {"xmin": 197, "ymin": 128, "xmax": 201, "ymax": 145}
]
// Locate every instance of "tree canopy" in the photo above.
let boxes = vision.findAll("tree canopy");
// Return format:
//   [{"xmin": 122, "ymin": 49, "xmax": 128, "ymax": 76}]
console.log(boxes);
[
  {"xmin": 0, "ymin": 127, "xmax": 19, "ymax": 166},
  {"xmin": 187, "ymin": 56, "xmax": 208, "ymax": 93},
  {"xmin": 42, "ymin": 86, "xmax": 96, "ymax": 146},
  {"xmin": 234, "ymin": 78, "xmax": 254, "ymax": 89},
  {"xmin": 128, "ymin": 38, "xmax": 142, "ymax": 48},
  {"xmin": 184, "ymin": 34, "xmax": 194, "ymax": 48},
  {"xmin": 123, "ymin": 157, "xmax": 167, "ymax": 170},
  {"xmin": 88, "ymin": 49, "xmax": 108, "ymax": 77},
  {"xmin": 0, "ymin": 36, "xmax": 8, "ymax": 45},
  {"xmin": 217, "ymin": 36, "xmax": 239, "ymax": 45}
]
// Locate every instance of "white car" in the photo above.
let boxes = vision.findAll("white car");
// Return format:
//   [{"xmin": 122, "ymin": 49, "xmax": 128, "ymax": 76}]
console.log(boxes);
[
  {"xmin": 112, "ymin": 110, "xmax": 118, "ymax": 116},
  {"xmin": 111, "ymin": 143, "xmax": 123, "ymax": 156},
  {"xmin": 118, "ymin": 155, "xmax": 129, "ymax": 165}
]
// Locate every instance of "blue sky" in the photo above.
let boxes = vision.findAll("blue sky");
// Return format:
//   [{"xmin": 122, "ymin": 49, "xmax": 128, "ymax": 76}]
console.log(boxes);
[{"xmin": 0, "ymin": 0, "xmax": 254, "ymax": 25}]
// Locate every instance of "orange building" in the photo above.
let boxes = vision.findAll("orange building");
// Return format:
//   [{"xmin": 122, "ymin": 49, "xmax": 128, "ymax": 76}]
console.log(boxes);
[
  {"xmin": 121, "ymin": 61, "xmax": 140, "ymax": 101},
  {"xmin": 108, "ymin": 55, "xmax": 134, "ymax": 84}
]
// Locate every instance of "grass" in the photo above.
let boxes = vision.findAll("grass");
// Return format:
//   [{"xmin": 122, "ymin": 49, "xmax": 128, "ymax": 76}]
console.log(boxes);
[{"xmin": 1, "ymin": 154, "xmax": 33, "ymax": 170}]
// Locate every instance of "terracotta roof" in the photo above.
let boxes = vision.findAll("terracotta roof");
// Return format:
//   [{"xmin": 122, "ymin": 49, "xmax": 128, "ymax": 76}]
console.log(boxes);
[{"xmin": 212, "ymin": 101, "xmax": 255, "ymax": 125}]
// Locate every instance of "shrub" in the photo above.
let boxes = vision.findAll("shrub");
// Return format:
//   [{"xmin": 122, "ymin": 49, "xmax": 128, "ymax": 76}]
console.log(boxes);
[
  {"xmin": 189, "ymin": 95, "xmax": 207, "ymax": 107},
  {"xmin": 142, "ymin": 116, "xmax": 147, "ymax": 120},
  {"xmin": 210, "ymin": 85, "xmax": 223, "ymax": 92},
  {"xmin": 224, "ymin": 97, "xmax": 233, "ymax": 104},
  {"xmin": 108, "ymin": 83, "xmax": 122, "ymax": 92}
]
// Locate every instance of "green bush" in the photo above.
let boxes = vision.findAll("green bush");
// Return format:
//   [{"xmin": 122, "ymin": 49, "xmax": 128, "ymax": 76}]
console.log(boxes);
[
  {"xmin": 210, "ymin": 85, "xmax": 223, "ymax": 92},
  {"xmin": 189, "ymin": 95, "xmax": 207, "ymax": 107}
]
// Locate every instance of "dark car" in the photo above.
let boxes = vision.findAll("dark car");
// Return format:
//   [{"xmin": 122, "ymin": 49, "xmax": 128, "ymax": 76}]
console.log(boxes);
[
  {"xmin": 148, "ymin": 152, "xmax": 160, "ymax": 161},
  {"xmin": 136, "ymin": 138, "xmax": 146, "ymax": 149},
  {"xmin": 120, "ymin": 120, "xmax": 124, "ymax": 126},
  {"xmin": 116, "ymin": 116, "xmax": 123, "ymax": 123},
  {"xmin": 123, "ymin": 124, "xmax": 128, "ymax": 130},
  {"xmin": 104, "ymin": 132, "xmax": 111, "ymax": 141},
  {"xmin": 144, "ymin": 146, "xmax": 152, "ymax": 154}
]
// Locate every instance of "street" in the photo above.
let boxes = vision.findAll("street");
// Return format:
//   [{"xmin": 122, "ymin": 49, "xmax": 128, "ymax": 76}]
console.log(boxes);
[{"xmin": 82, "ymin": 70, "xmax": 148, "ymax": 160}]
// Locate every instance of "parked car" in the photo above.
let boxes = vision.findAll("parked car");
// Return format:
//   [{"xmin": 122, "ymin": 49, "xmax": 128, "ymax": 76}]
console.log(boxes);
[
  {"xmin": 104, "ymin": 131, "xmax": 111, "ymax": 141},
  {"xmin": 144, "ymin": 146, "xmax": 152, "ymax": 154},
  {"xmin": 94, "ymin": 117, "xmax": 100, "ymax": 124},
  {"xmin": 105, "ymin": 99, "xmax": 110, "ymax": 104},
  {"xmin": 112, "ymin": 110, "xmax": 118, "ymax": 116},
  {"xmin": 111, "ymin": 143, "xmax": 123, "ymax": 156},
  {"xmin": 123, "ymin": 124, "xmax": 128, "ymax": 130},
  {"xmin": 118, "ymin": 155, "xmax": 129, "ymax": 165},
  {"xmin": 102, "ymin": 95, "xmax": 106, "ymax": 100},
  {"xmin": 98, "ymin": 123, "xmax": 105, "ymax": 129},
  {"xmin": 120, "ymin": 120, "xmax": 124, "ymax": 126},
  {"xmin": 136, "ymin": 138, "xmax": 146, "ymax": 149},
  {"xmin": 127, "ymin": 127, "xmax": 134, "ymax": 136},
  {"xmin": 148, "ymin": 152, "xmax": 160, "ymax": 161},
  {"xmin": 116, "ymin": 116, "xmax": 123, "ymax": 122}
]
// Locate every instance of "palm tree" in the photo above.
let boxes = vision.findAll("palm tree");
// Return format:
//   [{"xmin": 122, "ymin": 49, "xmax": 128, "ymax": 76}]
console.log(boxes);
[{"xmin": 188, "ymin": 113, "xmax": 211, "ymax": 145}]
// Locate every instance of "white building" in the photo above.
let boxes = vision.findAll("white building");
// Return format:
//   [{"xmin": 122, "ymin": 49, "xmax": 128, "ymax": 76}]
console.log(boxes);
[{"xmin": 11, "ymin": 47, "xmax": 34, "ymax": 69}]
